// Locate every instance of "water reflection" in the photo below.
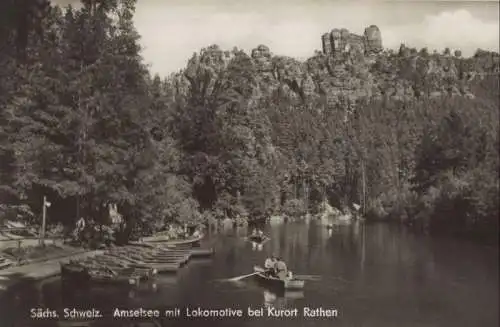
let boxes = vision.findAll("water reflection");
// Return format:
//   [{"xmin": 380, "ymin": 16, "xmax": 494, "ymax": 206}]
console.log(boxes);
[
  {"xmin": 262, "ymin": 289, "xmax": 305, "ymax": 308},
  {"xmin": 221, "ymin": 218, "xmax": 234, "ymax": 233},
  {"xmin": 269, "ymin": 215, "xmax": 284, "ymax": 225},
  {"xmin": 263, "ymin": 289, "xmax": 276, "ymax": 305},
  {"xmin": 128, "ymin": 283, "xmax": 158, "ymax": 299},
  {"xmin": 235, "ymin": 225, "xmax": 248, "ymax": 237},
  {"xmin": 7, "ymin": 221, "xmax": 498, "ymax": 327},
  {"xmin": 251, "ymin": 242, "xmax": 264, "ymax": 251}
]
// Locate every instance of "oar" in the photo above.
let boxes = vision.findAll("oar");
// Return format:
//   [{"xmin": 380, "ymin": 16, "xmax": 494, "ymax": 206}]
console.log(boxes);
[
  {"xmin": 228, "ymin": 271, "xmax": 261, "ymax": 282},
  {"xmin": 294, "ymin": 275, "xmax": 352, "ymax": 283},
  {"xmin": 295, "ymin": 274, "xmax": 321, "ymax": 281}
]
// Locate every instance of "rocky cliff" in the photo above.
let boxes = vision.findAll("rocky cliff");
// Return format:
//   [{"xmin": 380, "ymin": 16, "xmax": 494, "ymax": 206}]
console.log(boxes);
[
  {"xmin": 364, "ymin": 25, "xmax": 383, "ymax": 54},
  {"xmin": 168, "ymin": 27, "xmax": 499, "ymax": 110},
  {"xmin": 322, "ymin": 25, "xmax": 383, "ymax": 56}
]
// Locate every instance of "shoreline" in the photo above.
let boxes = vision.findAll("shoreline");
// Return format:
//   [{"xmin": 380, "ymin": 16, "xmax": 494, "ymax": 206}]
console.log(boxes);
[
  {"xmin": 0, "ymin": 249, "xmax": 103, "ymax": 296},
  {"xmin": 0, "ymin": 234, "xmax": 208, "ymax": 296}
]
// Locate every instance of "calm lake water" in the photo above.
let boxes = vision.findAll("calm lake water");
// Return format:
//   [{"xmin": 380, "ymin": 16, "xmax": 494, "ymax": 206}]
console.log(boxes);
[{"xmin": 2, "ymin": 220, "xmax": 498, "ymax": 327}]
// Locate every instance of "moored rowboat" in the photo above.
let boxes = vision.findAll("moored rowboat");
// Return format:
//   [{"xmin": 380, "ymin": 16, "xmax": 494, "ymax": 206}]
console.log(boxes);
[
  {"xmin": 60, "ymin": 262, "xmax": 140, "ymax": 285},
  {"xmin": 253, "ymin": 266, "xmax": 305, "ymax": 290},
  {"xmin": 141, "ymin": 234, "xmax": 203, "ymax": 245}
]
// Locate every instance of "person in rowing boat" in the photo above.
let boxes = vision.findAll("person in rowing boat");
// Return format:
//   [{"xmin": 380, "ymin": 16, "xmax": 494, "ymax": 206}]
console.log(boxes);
[
  {"xmin": 275, "ymin": 257, "xmax": 288, "ymax": 280},
  {"xmin": 258, "ymin": 230, "xmax": 264, "ymax": 237},
  {"xmin": 251, "ymin": 228, "xmax": 258, "ymax": 237},
  {"xmin": 264, "ymin": 255, "xmax": 277, "ymax": 276}
]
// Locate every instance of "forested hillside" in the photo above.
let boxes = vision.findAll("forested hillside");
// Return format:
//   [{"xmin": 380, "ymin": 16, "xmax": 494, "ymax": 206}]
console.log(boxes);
[{"xmin": 1, "ymin": 0, "xmax": 498, "ymax": 242}]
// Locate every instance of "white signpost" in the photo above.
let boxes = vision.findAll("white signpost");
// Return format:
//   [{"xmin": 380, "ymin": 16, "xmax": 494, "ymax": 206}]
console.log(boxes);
[{"xmin": 40, "ymin": 196, "xmax": 51, "ymax": 246}]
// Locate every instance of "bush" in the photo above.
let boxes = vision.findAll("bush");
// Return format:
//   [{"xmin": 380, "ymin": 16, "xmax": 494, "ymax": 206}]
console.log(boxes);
[{"xmin": 283, "ymin": 199, "xmax": 307, "ymax": 217}]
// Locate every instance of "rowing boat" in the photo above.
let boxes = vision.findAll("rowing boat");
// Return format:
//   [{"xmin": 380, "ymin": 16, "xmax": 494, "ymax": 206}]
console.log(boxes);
[
  {"xmin": 140, "ymin": 234, "xmax": 203, "ymax": 245},
  {"xmin": 247, "ymin": 235, "xmax": 270, "ymax": 244},
  {"xmin": 60, "ymin": 262, "xmax": 140, "ymax": 285},
  {"xmin": 253, "ymin": 266, "xmax": 305, "ymax": 290}
]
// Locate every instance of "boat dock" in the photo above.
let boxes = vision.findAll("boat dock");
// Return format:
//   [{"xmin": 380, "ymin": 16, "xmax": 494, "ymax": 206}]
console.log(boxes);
[
  {"xmin": 1, "ymin": 240, "xmax": 215, "ymax": 293},
  {"xmin": 60, "ymin": 243, "xmax": 215, "ymax": 286}
]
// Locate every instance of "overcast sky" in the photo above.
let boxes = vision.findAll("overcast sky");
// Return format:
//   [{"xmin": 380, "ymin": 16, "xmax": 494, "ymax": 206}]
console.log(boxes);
[{"xmin": 53, "ymin": 0, "xmax": 500, "ymax": 76}]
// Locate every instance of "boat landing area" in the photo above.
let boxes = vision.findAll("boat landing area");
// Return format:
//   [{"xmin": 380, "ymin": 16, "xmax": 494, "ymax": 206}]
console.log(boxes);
[
  {"xmin": 0, "ymin": 250, "xmax": 102, "ymax": 294},
  {"xmin": 0, "ymin": 243, "xmax": 215, "ymax": 294}
]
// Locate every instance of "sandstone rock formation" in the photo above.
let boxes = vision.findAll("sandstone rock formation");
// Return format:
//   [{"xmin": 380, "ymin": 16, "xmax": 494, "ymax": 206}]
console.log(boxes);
[
  {"xmin": 321, "ymin": 33, "xmax": 332, "ymax": 56},
  {"xmin": 176, "ymin": 25, "xmax": 492, "ymax": 112},
  {"xmin": 251, "ymin": 44, "xmax": 271, "ymax": 61},
  {"xmin": 339, "ymin": 28, "xmax": 350, "ymax": 52},
  {"xmin": 301, "ymin": 74, "xmax": 316, "ymax": 99},
  {"xmin": 251, "ymin": 44, "xmax": 273, "ymax": 73},
  {"xmin": 322, "ymin": 25, "xmax": 382, "ymax": 56},
  {"xmin": 364, "ymin": 25, "xmax": 383, "ymax": 54},
  {"xmin": 399, "ymin": 44, "xmax": 410, "ymax": 57},
  {"xmin": 330, "ymin": 29, "xmax": 341, "ymax": 54}
]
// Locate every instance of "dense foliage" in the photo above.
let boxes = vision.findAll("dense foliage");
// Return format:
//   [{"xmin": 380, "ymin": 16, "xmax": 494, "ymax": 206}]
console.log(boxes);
[{"xmin": 1, "ymin": 0, "xmax": 498, "ymax": 243}]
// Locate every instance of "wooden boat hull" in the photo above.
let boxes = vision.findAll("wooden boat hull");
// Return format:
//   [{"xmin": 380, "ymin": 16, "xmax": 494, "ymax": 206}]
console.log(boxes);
[
  {"xmin": 248, "ymin": 235, "xmax": 265, "ymax": 243},
  {"xmin": 78, "ymin": 259, "xmax": 153, "ymax": 280},
  {"xmin": 61, "ymin": 262, "xmax": 91, "ymax": 285},
  {"xmin": 60, "ymin": 263, "xmax": 139, "ymax": 285},
  {"xmin": 104, "ymin": 253, "xmax": 182, "ymax": 273},
  {"xmin": 253, "ymin": 266, "xmax": 305, "ymax": 290},
  {"xmin": 189, "ymin": 248, "xmax": 215, "ymax": 258},
  {"xmin": 115, "ymin": 243, "xmax": 214, "ymax": 261},
  {"xmin": 247, "ymin": 235, "xmax": 270, "ymax": 245},
  {"xmin": 141, "ymin": 234, "xmax": 203, "ymax": 245}
]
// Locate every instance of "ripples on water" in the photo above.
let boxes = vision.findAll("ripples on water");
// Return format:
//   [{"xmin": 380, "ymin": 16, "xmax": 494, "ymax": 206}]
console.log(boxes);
[{"xmin": 1, "ymin": 220, "xmax": 498, "ymax": 327}]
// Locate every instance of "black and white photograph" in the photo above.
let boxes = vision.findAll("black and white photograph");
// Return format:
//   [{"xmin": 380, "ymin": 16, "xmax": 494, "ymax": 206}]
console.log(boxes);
[{"xmin": 0, "ymin": 0, "xmax": 498, "ymax": 326}]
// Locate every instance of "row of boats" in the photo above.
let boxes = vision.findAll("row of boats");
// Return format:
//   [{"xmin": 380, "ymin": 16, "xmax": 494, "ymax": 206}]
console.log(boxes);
[
  {"xmin": 61, "ymin": 235, "xmax": 211, "ymax": 287},
  {"xmin": 62, "ymin": 230, "xmax": 307, "ymax": 292}
]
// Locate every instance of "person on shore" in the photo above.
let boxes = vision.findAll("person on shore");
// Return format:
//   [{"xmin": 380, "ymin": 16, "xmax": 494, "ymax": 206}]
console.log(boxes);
[
  {"xmin": 76, "ymin": 217, "xmax": 85, "ymax": 231},
  {"xmin": 264, "ymin": 255, "xmax": 277, "ymax": 276},
  {"xmin": 74, "ymin": 217, "xmax": 86, "ymax": 242},
  {"xmin": 174, "ymin": 226, "xmax": 182, "ymax": 238},
  {"xmin": 275, "ymin": 257, "xmax": 288, "ymax": 280}
]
